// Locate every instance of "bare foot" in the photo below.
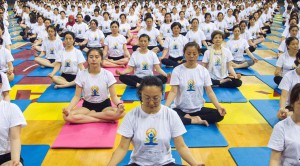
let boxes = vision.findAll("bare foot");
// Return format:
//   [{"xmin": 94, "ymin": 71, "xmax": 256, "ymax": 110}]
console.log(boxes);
[
  {"xmin": 220, "ymin": 78, "xmax": 232, "ymax": 84},
  {"xmin": 54, "ymin": 85, "xmax": 64, "ymax": 89},
  {"xmin": 191, "ymin": 116, "xmax": 209, "ymax": 126}
]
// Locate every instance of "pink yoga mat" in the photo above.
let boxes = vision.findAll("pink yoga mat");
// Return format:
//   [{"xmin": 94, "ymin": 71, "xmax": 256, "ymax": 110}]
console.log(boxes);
[
  {"xmin": 104, "ymin": 67, "xmax": 125, "ymax": 76},
  {"xmin": 52, "ymin": 122, "xmax": 118, "ymax": 148}
]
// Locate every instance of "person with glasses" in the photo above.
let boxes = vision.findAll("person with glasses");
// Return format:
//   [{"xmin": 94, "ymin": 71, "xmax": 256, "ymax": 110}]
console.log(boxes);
[{"xmin": 108, "ymin": 76, "xmax": 204, "ymax": 166}]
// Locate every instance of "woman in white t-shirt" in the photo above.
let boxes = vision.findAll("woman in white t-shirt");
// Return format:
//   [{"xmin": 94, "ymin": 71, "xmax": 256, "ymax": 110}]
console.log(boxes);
[
  {"xmin": 274, "ymin": 37, "xmax": 298, "ymax": 85},
  {"xmin": 72, "ymin": 14, "xmax": 89, "ymax": 47},
  {"xmin": 116, "ymin": 34, "xmax": 169, "ymax": 87},
  {"xmin": 239, "ymin": 21, "xmax": 257, "ymax": 53},
  {"xmin": 200, "ymin": 13, "xmax": 217, "ymax": 43},
  {"xmin": 119, "ymin": 14, "xmax": 133, "ymax": 44},
  {"xmin": 226, "ymin": 25, "xmax": 258, "ymax": 69},
  {"xmin": 127, "ymin": 7, "xmax": 139, "ymax": 32},
  {"xmin": 159, "ymin": 13, "xmax": 173, "ymax": 39},
  {"xmin": 48, "ymin": 31, "xmax": 85, "ymax": 89},
  {"xmin": 102, "ymin": 21, "xmax": 130, "ymax": 68},
  {"xmin": 0, "ymin": 89, "xmax": 26, "ymax": 166},
  {"xmin": 247, "ymin": 15, "xmax": 265, "ymax": 46},
  {"xmin": 108, "ymin": 76, "xmax": 203, "ymax": 166},
  {"xmin": 160, "ymin": 22, "xmax": 188, "ymax": 68},
  {"xmin": 0, "ymin": 24, "xmax": 10, "ymax": 50},
  {"xmin": 277, "ymin": 52, "xmax": 300, "ymax": 120},
  {"xmin": 215, "ymin": 12, "xmax": 230, "ymax": 39},
  {"xmin": 0, "ymin": 39, "xmax": 14, "ymax": 82},
  {"xmin": 56, "ymin": 11, "xmax": 68, "ymax": 37},
  {"xmin": 0, "ymin": 72, "xmax": 10, "ymax": 101},
  {"xmin": 34, "ymin": 25, "xmax": 64, "ymax": 68},
  {"xmin": 178, "ymin": 11, "xmax": 190, "ymax": 36},
  {"xmin": 165, "ymin": 42, "xmax": 226, "ymax": 125},
  {"xmin": 63, "ymin": 48, "xmax": 125, "ymax": 123},
  {"xmin": 203, "ymin": 31, "xmax": 242, "ymax": 88},
  {"xmin": 76, "ymin": 19, "xmax": 105, "ymax": 52},
  {"xmin": 225, "ymin": 9, "xmax": 236, "ymax": 31},
  {"xmin": 186, "ymin": 18, "xmax": 208, "ymax": 55},
  {"xmin": 269, "ymin": 83, "xmax": 300, "ymax": 166},
  {"xmin": 101, "ymin": 12, "xmax": 112, "ymax": 37},
  {"xmin": 278, "ymin": 25, "xmax": 300, "ymax": 56}
]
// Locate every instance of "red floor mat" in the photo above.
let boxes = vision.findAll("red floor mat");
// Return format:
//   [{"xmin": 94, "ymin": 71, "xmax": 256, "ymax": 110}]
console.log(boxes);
[
  {"xmin": 14, "ymin": 61, "xmax": 38, "ymax": 75},
  {"xmin": 18, "ymin": 76, "xmax": 52, "ymax": 84},
  {"xmin": 13, "ymin": 49, "xmax": 35, "ymax": 59}
]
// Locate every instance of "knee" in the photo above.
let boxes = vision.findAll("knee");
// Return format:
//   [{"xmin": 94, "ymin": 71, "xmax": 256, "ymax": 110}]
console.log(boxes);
[
  {"xmin": 119, "ymin": 75, "xmax": 126, "ymax": 82},
  {"xmin": 247, "ymin": 60, "xmax": 255, "ymax": 67},
  {"xmin": 215, "ymin": 114, "xmax": 224, "ymax": 123},
  {"xmin": 235, "ymin": 79, "xmax": 242, "ymax": 87}
]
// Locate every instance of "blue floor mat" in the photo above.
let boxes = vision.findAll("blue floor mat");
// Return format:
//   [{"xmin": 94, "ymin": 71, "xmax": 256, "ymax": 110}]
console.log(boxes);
[
  {"xmin": 21, "ymin": 145, "xmax": 50, "ymax": 166},
  {"xmin": 255, "ymin": 75, "xmax": 281, "ymax": 94},
  {"xmin": 13, "ymin": 59, "xmax": 25, "ymax": 66},
  {"xmin": 10, "ymin": 75, "xmax": 24, "ymax": 87},
  {"xmin": 161, "ymin": 66, "xmax": 174, "ymax": 73},
  {"xmin": 37, "ymin": 84, "xmax": 75, "ymax": 102},
  {"xmin": 246, "ymin": 54, "xmax": 263, "ymax": 60},
  {"xmin": 256, "ymin": 44, "xmax": 268, "ymax": 50},
  {"xmin": 229, "ymin": 147, "xmax": 271, "ymax": 166},
  {"xmin": 271, "ymin": 48, "xmax": 279, "ymax": 53},
  {"xmin": 28, "ymin": 67, "xmax": 59, "ymax": 77},
  {"xmin": 204, "ymin": 87, "xmax": 247, "ymax": 103},
  {"xmin": 264, "ymin": 38, "xmax": 272, "ymax": 42},
  {"xmin": 121, "ymin": 85, "xmax": 166, "ymax": 101},
  {"xmin": 12, "ymin": 49, "xmax": 23, "ymax": 55},
  {"xmin": 235, "ymin": 68, "xmax": 258, "ymax": 76},
  {"xmin": 170, "ymin": 124, "xmax": 228, "ymax": 148},
  {"xmin": 264, "ymin": 59, "xmax": 277, "ymax": 66},
  {"xmin": 11, "ymin": 100, "xmax": 31, "ymax": 112},
  {"xmin": 118, "ymin": 150, "xmax": 182, "ymax": 166},
  {"xmin": 250, "ymin": 100, "xmax": 280, "ymax": 127}
]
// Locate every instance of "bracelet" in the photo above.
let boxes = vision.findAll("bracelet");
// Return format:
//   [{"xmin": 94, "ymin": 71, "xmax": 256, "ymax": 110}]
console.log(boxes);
[{"xmin": 117, "ymin": 103, "xmax": 123, "ymax": 108}]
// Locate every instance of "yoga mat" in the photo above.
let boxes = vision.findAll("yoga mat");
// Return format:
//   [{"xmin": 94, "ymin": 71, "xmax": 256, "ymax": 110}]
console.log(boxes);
[
  {"xmin": 28, "ymin": 67, "xmax": 59, "ymax": 77},
  {"xmin": 10, "ymin": 75, "xmax": 24, "ymax": 86},
  {"xmin": 104, "ymin": 67, "xmax": 126, "ymax": 76},
  {"xmin": 27, "ymin": 56, "xmax": 35, "ymax": 60},
  {"xmin": 121, "ymin": 85, "xmax": 165, "ymax": 101},
  {"xmin": 264, "ymin": 59, "xmax": 277, "ymax": 66},
  {"xmin": 118, "ymin": 150, "xmax": 182, "ymax": 166},
  {"xmin": 250, "ymin": 100, "xmax": 280, "ymax": 127},
  {"xmin": 256, "ymin": 44, "xmax": 268, "ymax": 50},
  {"xmin": 264, "ymin": 38, "xmax": 272, "ymax": 42},
  {"xmin": 245, "ymin": 54, "xmax": 263, "ymax": 60},
  {"xmin": 13, "ymin": 59, "xmax": 25, "ymax": 66},
  {"xmin": 229, "ymin": 147, "xmax": 271, "ymax": 166},
  {"xmin": 52, "ymin": 122, "xmax": 118, "ymax": 148},
  {"xmin": 255, "ymin": 75, "xmax": 281, "ymax": 94},
  {"xmin": 37, "ymin": 84, "xmax": 75, "ymax": 102},
  {"xmin": 170, "ymin": 124, "xmax": 228, "ymax": 148},
  {"xmin": 11, "ymin": 100, "xmax": 31, "ymax": 112},
  {"xmin": 21, "ymin": 145, "xmax": 50, "ymax": 166},
  {"xmin": 235, "ymin": 68, "xmax": 258, "ymax": 76},
  {"xmin": 161, "ymin": 66, "xmax": 174, "ymax": 73},
  {"xmin": 271, "ymin": 48, "xmax": 279, "ymax": 53},
  {"xmin": 12, "ymin": 49, "xmax": 23, "ymax": 55},
  {"xmin": 204, "ymin": 87, "xmax": 247, "ymax": 103}
]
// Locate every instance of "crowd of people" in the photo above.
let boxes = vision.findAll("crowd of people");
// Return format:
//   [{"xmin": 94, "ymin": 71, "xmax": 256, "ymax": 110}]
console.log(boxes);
[{"xmin": 1, "ymin": 0, "xmax": 300, "ymax": 165}]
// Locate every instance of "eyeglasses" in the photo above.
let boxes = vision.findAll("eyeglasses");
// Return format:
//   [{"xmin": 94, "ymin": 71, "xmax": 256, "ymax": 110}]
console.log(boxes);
[{"xmin": 142, "ymin": 95, "xmax": 161, "ymax": 102}]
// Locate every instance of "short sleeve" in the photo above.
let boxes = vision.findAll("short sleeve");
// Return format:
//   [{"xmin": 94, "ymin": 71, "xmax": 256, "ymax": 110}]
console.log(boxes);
[
  {"xmin": 117, "ymin": 111, "xmax": 134, "ymax": 138},
  {"xmin": 152, "ymin": 52, "xmax": 160, "ymax": 65},
  {"xmin": 5, "ymin": 49, "xmax": 14, "ymax": 62},
  {"xmin": 55, "ymin": 51, "xmax": 62, "ymax": 62},
  {"xmin": 200, "ymin": 30, "xmax": 206, "ymax": 40},
  {"xmin": 41, "ymin": 40, "xmax": 46, "ymax": 52},
  {"xmin": 170, "ymin": 67, "xmax": 180, "ymax": 86},
  {"xmin": 104, "ymin": 36, "xmax": 109, "ymax": 46},
  {"xmin": 278, "ymin": 73, "xmax": 291, "ymax": 91},
  {"xmin": 99, "ymin": 31, "xmax": 105, "ymax": 39},
  {"xmin": 226, "ymin": 49, "xmax": 234, "ymax": 62},
  {"xmin": 128, "ymin": 52, "xmax": 136, "ymax": 67},
  {"xmin": 202, "ymin": 50, "xmax": 210, "ymax": 63},
  {"xmin": 163, "ymin": 37, "xmax": 170, "ymax": 49},
  {"xmin": 9, "ymin": 103, "xmax": 27, "ymax": 128},
  {"xmin": 243, "ymin": 39, "xmax": 249, "ymax": 50},
  {"xmin": 1, "ymin": 72, "xmax": 11, "ymax": 92},
  {"xmin": 276, "ymin": 54, "xmax": 284, "ymax": 67},
  {"xmin": 169, "ymin": 109, "xmax": 186, "ymax": 138},
  {"xmin": 76, "ymin": 50, "xmax": 86, "ymax": 64},
  {"xmin": 120, "ymin": 35, "xmax": 127, "ymax": 45},
  {"xmin": 106, "ymin": 70, "xmax": 117, "ymax": 87},
  {"xmin": 74, "ymin": 70, "xmax": 83, "ymax": 87},
  {"xmin": 203, "ymin": 68, "xmax": 212, "ymax": 87},
  {"xmin": 83, "ymin": 31, "xmax": 89, "ymax": 40},
  {"xmin": 278, "ymin": 41, "xmax": 285, "ymax": 52},
  {"xmin": 268, "ymin": 122, "xmax": 285, "ymax": 151}
]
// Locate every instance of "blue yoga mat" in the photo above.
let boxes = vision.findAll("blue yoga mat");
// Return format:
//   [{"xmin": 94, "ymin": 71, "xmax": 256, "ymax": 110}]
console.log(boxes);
[
  {"xmin": 13, "ymin": 59, "xmax": 25, "ymax": 66},
  {"xmin": 11, "ymin": 100, "xmax": 31, "ymax": 112},
  {"xmin": 10, "ymin": 75, "xmax": 24, "ymax": 87},
  {"xmin": 264, "ymin": 59, "xmax": 277, "ymax": 66},
  {"xmin": 37, "ymin": 84, "xmax": 75, "ymax": 102},
  {"xmin": 27, "ymin": 56, "xmax": 35, "ymax": 60},
  {"xmin": 235, "ymin": 68, "xmax": 258, "ymax": 76},
  {"xmin": 118, "ymin": 150, "xmax": 182, "ymax": 166},
  {"xmin": 121, "ymin": 86, "xmax": 166, "ymax": 101},
  {"xmin": 28, "ymin": 67, "xmax": 59, "ymax": 77},
  {"xmin": 245, "ymin": 54, "xmax": 263, "ymax": 60},
  {"xmin": 255, "ymin": 75, "xmax": 281, "ymax": 94},
  {"xmin": 229, "ymin": 147, "xmax": 271, "ymax": 166},
  {"xmin": 256, "ymin": 44, "xmax": 268, "ymax": 50},
  {"xmin": 204, "ymin": 87, "xmax": 247, "ymax": 103},
  {"xmin": 264, "ymin": 38, "xmax": 272, "ymax": 42},
  {"xmin": 271, "ymin": 48, "xmax": 279, "ymax": 53},
  {"xmin": 12, "ymin": 49, "xmax": 23, "ymax": 55},
  {"xmin": 161, "ymin": 66, "xmax": 174, "ymax": 73},
  {"xmin": 21, "ymin": 145, "xmax": 50, "ymax": 166},
  {"xmin": 250, "ymin": 100, "xmax": 280, "ymax": 127},
  {"xmin": 170, "ymin": 124, "xmax": 228, "ymax": 148},
  {"xmin": 20, "ymin": 45, "xmax": 32, "ymax": 50},
  {"xmin": 274, "ymin": 29, "xmax": 284, "ymax": 33}
]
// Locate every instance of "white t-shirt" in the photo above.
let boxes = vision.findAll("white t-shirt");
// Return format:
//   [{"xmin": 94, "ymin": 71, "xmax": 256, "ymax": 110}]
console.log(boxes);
[
  {"xmin": 118, "ymin": 105, "xmax": 186, "ymax": 165},
  {"xmin": 57, "ymin": 17, "xmax": 68, "ymax": 29},
  {"xmin": 0, "ymin": 100, "xmax": 26, "ymax": 155},
  {"xmin": 72, "ymin": 22, "xmax": 89, "ymax": 39},
  {"xmin": 185, "ymin": 29, "xmax": 206, "ymax": 46},
  {"xmin": 32, "ymin": 24, "xmax": 45, "ymax": 35},
  {"xmin": 75, "ymin": 69, "xmax": 116, "ymax": 103},
  {"xmin": 226, "ymin": 38, "xmax": 249, "ymax": 62},
  {"xmin": 128, "ymin": 50, "xmax": 160, "ymax": 78},
  {"xmin": 127, "ymin": 14, "xmax": 139, "ymax": 28},
  {"xmin": 41, "ymin": 37, "xmax": 64, "ymax": 60},
  {"xmin": 200, "ymin": 22, "xmax": 217, "ymax": 40},
  {"xmin": 104, "ymin": 34, "xmax": 126, "ymax": 58},
  {"xmin": 178, "ymin": 19, "xmax": 189, "ymax": 33},
  {"xmin": 163, "ymin": 35, "xmax": 188, "ymax": 58},
  {"xmin": 101, "ymin": 20, "xmax": 112, "ymax": 33},
  {"xmin": 225, "ymin": 16, "xmax": 236, "ymax": 29},
  {"xmin": 215, "ymin": 20, "xmax": 228, "ymax": 32},
  {"xmin": 137, "ymin": 28, "xmax": 160, "ymax": 46},
  {"xmin": 56, "ymin": 48, "xmax": 86, "ymax": 75},
  {"xmin": 0, "ymin": 72, "xmax": 10, "ymax": 100},
  {"xmin": 119, "ymin": 23, "xmax": 131, "ymax": 37},
  {"xmin": 160, "ymin": 23, "xmax": 172, "ymax": 39},
  {"xmin": 170, "ymin": 64, "xmax": 212, "ymax": 113},
  {"xmin": 268, "ymin": 116, "xmax": 300, "ymax": 166},
  {"xmin": 276, "ymin": 52, "xmax": 297, "ymax": 76},
  {"xmin": 92, "ymin": 15, "xmax": 104, "ymax": 27},
  {"xmin": 84, "ymin": 29, "xmax": 105, "ymax": 47},
  {"xmin": 278, "ymin": 70, "xmax": 300, "ymax": 105},
  {"xmin": 240, "ymin": 30, "xmax": 252, "ymax": 41},
  {"xmin": 0, "ymin": 47, "xmax": 13, "ymax": 72},
  {"xmin": 278, "ymin": 41, "xmax": 300, "ymax": 53},
  {"xmin": 203, "ymin": 48, "xmax": 234, "ymax": 80},
  {"xmin": 171, "ymin": 13, "xmax": 180, "ymax": 22},
  {"xmin": 248, "ymin": 24, "xmax": 261, "ymax": 39}
]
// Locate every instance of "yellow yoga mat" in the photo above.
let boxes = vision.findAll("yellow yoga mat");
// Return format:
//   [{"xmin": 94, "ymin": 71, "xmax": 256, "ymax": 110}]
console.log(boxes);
[
  {"xmin": 204, "ymin": 102, "xmax": 267, "ymax": 124},
  {"xmin": 23, "ymin": 102, "xmax": 68, "ymax": 120},
  {"xmin": 254, "ymin": 50, "xmax": 277, "ymax": 58},
  {"xmin": 251, "ymin": 60, "xmax": 275, "ymax": 75},
  {"xmin": 10, "ymin": 85, "xmax": 49, "ymax": 100}
]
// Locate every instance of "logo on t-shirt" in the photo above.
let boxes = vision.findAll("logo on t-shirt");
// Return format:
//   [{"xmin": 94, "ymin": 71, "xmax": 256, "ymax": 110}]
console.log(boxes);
[
  {"xmin": 113, "ymin": 43, "xmax": 118, "ymax": 49},
  {"xmin": 187, "ymin": 79, "xmax": 195, "ymax": 91},
  {"xmin": 214, "ymin": 57, "xmax": 221, "ymax": 66},
  {"xmin": 292, "ymin": 64, "xmax": 297, "ymax": 70},
  {"xmin": 144, "ymin": 128, "xmax": 158, "ymax": 145},
  {"xmin": 173, "ymin": 43, "xmax": 178, "ymax": 50},
  {"xmin": 219, "ymin": 26, "xmax": 222, "ymax": 30},
  {"xmin": 105, "ymin": 26, "xmax": 109, "ymax": 30},
  {"xmin": 50, "ymin": 48, "xmax": 54, "ymax": 54},
  {"xmin": 142, "ymin": 62, "xmax": 149, "ymax": 70},
  {"xmin": 91, "ymin": 86, "xmax": 100, "ymax": 96},
  {"xmin": 234, "ymin": 45, "xmax": 239, "ymax": 53},
  {"xmin": 167, "ymin": 29, "xmax": 170, "ymax": 33},
  {"xmin": 94, "ymin": 35, "xmax": 98, "ymax": 41},
  {"xmin": 207, "ymin": 28, "xmax": 210, "ymax": 33},
  {"xmin": 78, "ymin": 30, "xmax": 82, "ymax": 34},
  {"xmin": 122, "ymin": 28, "xmax": 126, "ymax": 32},
  {"xmin": 65, "ymin": 59, "xmax": 71, "ymax": 67}
]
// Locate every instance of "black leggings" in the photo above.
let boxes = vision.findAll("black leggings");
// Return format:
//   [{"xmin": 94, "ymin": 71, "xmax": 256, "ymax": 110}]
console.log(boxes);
[
  {"xmin": 119, "ymin": 75, "xmax": 167, "ymax": 87},
  {"xmin": 0, "ymin": 153, "xmax": 24, "ymax": 165},
  {"xmin": 161, "ymin": 56, "xmax": 184, "ymax": 67},
  {"xmin": 211, "ymin": 77, "xmax": 242, "ymax": 88},
  {"xmin": 128, "ymin": 163, "xmax": 182, "ymax": 166},
  {"xmin": 174, "ymin": 107, "xmax": 224, "ymax": 125},
  {"xmin": 132, "ymin": 45, "xmax": 163, "ymax": 52},
  {"xmin": 274, "ymin": 76, "xmax": 282, "ymax": 85},
  {"xmin": 262, "ymin": 25, "xmax": 271, "ymax": 34},
  {"xmin": 249, "ymin": 46, "xmax": 256, "ymax": 52}
]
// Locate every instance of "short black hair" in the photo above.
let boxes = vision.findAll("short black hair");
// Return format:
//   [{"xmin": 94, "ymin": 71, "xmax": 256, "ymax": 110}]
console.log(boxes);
[
  {"xmin": 289, "ymin": 83, "xmax": 300, "ymax": 111},
  {"xmin": 137, "ymin": 76, "xmax": 164, "ymax": 102},
  {"xmin": 171, "ymin": 22, "xmax": 181, "ymax": 30},
  {"xmin": 285, "ymin": 37, "xmax": 299, "ymax": 49}
]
